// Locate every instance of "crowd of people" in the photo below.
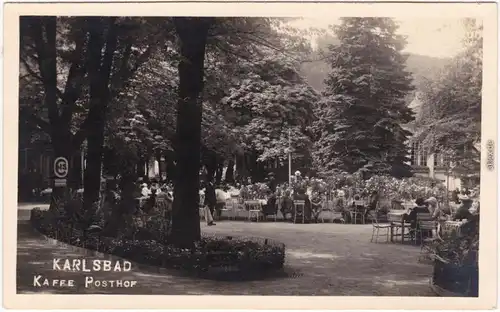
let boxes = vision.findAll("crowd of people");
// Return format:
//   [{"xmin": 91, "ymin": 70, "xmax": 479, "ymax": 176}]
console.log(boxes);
[
  {"xmin": 39, "ymin": 167, "xmax": 479, "ymax": 233},
  {"xmin": 123, "ymin": 171, "xmax": 480, "ymax": 227}
]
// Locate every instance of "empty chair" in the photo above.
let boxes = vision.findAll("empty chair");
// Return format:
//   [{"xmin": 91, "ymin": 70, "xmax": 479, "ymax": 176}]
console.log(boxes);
[
  {"xmin": 387, "ymin": 209, "xmax": 411, "ymax": 243},
  {"xmin": 414, "ymin": 212, "xmax": 434, "ymax": 245},
  {"xmin": 350, "ymin": 201, "xmax": 366, "ymax": 224},
  {"xmin": 293, "ymin": 200, "xmax": 306, "ymax": 224},
  {"xmin": 220, "ymin": 198, "xmax": 236, "ymax": 220},
  {"xmin": 370, "ymin": 212, "xmax": 391, "ymax": 243},
  {"xmin": 245, "ymin": 200, "xmax": 262, "ymax": 222}
]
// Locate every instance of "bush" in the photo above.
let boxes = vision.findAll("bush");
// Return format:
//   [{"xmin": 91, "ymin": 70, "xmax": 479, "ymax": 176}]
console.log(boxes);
[
  {"xmin": 431, "ymin": 215, "xmax": 479, "ymax": 296},
  {"xmin": 432, "ymin": 258, "xmax": 478, "ymax": 296},
  {"xmin": 30, "ymin": 208, "xmax": 285, "ymax": 280}
]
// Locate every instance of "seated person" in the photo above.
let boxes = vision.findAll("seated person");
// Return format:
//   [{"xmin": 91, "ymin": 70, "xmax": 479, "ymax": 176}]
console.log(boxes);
[
  {"xmin": 142, "ymin": 187, "xmax": 157, "ymax": 213},
  {"xmin": 310, "ymin": 191, "xmax": 323, "ymax": 222},
  {"xmin": 424, "ymin": 196, "xmax": 445, "ymax": 220},
  {"xmin": 351, "ymin": 194, "xmax": 362, "ymax": 208},
  {"xmin": 262, "ymin": 190, "xmax": 278, "ymax": 216},
  {"xmin": 469, "ymin": 200, "xmax": 480, "ymax": 215},
  {"xmin": 280, "ymin": 190, "xmax": 293, "ymax": 220},
  {"xmin": 157, "ymin": 186, "xmax": 173, "ymax": 202},
  {"xmin": 404, "ymin": 198, "xmax": 430, "ymax": 230},
  {"xmin": 451, "ymin": 188, "xmax": 460, "ymax": 204},
  {"xmin": 364, "ymin": 190, "xmax": 379, "ymax": 220},
  {"xmin": 453, "ymin": 198, "xmax": 474, "ymax": 221},
  {"xmin": 140, "ymin": 183, "xmax": 151, "ymax": 197}
]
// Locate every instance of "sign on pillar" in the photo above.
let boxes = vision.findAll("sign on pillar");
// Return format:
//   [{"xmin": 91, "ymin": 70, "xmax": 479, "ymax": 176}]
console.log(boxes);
[{"xmin": 54, "ymin": 157, "xmax": 69, "ymax": 187}]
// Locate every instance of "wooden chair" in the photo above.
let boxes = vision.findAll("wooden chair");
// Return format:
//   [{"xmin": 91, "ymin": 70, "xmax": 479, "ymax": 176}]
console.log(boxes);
[
  {"xmin": 370, "ymin": 212, "xmax": 391, "ymax": 243},
  {"xmin": 262, "ymin": 197, "xmax": 279, "ymax": 222},
  {"xmin": 310, "ymin": 198, "xmax": 323, "ymax": 222},
  {"xmin": 245, "ymin": 200, "xmax": 262, "ymax": 222},
  {"xmin": 419, "ymin": 222, "xmax": 443, "ymax": 263},
  {"xmin": 415, "ymin": 212, "xmax": 434, "ymax": 245},
  {"xmin": 387, "ymin": 210, "xmax": 411, "ymax": 243},
  {"xmin": 418, "ymin": 220, "xmax": 437, "ymax": 243},
  {"xmin": 220, "ymin": 199, "xmax": 235, "ymax": 220},
  {"xmin": 442, "ymin": 220, "xmax": 464, "ymax": 237},
  {"xmin": 293, "ymin": 200, "xmax": 306, "ymax": 224},
  {"xmin": 234, "ymin": 197, "xmax": 246, "ymax": 219},
  {"xmin": 350, "ymin": 201, "xmax": 366, "ymax": 224}
]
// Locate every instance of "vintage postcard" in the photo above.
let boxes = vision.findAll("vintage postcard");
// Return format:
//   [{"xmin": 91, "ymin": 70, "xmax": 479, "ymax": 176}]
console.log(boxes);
[{"xmin": 3, "ymin": 1, "xmax": 498, "ymax": 310}]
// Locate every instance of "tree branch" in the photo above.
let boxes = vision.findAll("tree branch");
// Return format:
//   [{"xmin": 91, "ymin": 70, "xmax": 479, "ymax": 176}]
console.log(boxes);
[
  {"xmin": 19, "ymin": 107, "xmax": 51, "ymax": 133},
  {"xmin": 29, "ymin": 17, "xmax": 60, "ymax": 130},
  {"xmin": 109, "ymin": 44, "xmax": 155, "ymax": 101}
]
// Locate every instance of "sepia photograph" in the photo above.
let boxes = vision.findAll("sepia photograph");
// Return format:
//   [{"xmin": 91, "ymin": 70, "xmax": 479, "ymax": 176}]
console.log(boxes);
[{"xmin": 3, "ymin": 1, "xmax": 498, "ymax": 310}]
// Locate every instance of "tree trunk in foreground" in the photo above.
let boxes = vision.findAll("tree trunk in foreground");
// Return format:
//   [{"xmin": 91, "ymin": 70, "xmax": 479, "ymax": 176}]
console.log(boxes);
[
  {"xmin": 82, "ymin": 17, "xmax": 118, "ymax": 215},
  {"xmin": 170, "ymin": 17, "xmax": 213, "ymax": 247},
  {"xmin": 225, "ymin": 159, "xmax": 235, "ymax": 184},
  {"xmin": 215, "ymin": 161, "xmax": 224, "ymax": 185}
]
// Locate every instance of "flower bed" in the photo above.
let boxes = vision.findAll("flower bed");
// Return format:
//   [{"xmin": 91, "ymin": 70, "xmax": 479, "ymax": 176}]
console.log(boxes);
[{"xmin": 30, "ymin": 208, "xmax": 285, "ymax": 280}]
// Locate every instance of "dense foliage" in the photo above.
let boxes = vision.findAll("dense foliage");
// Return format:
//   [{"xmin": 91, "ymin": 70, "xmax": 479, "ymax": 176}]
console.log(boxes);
[
  {"xmin": 20, "ymin": 17, "xmax": 481, "ymax": 247},
  {"xmin": 312, "ymin": 18, "xmax": 415, "ymax": 178},
  {"xmin": 223, "ymin": 56, "xmax": 319, "ymax": 163},
  {"xmin": 414, "ymin": 19, "xmax": 482, "ymax": 176}
]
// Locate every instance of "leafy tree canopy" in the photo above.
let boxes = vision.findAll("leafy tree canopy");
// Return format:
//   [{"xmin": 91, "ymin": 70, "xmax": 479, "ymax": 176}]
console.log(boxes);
[
  {"xmin": 313, "ymin": 17, "xmax": 415, "ymax": 178},
  {"xmin": 414, "ymin": 19, "xmax": 482, "ymax": 175}
]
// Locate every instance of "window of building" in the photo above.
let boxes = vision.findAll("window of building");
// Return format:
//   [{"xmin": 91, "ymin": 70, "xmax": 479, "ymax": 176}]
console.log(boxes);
[
  {"xmin": 419, "ymin": 148, "xmax": 427, "ymax": 166},
  {"xmin": 410, "ymin": 142, "xmax": 419, "ymax": 166},
  {"xmin": 434, "ymin": 153, "xmax": 449, "ymax": 167},
  {"xmin": 410, "ymin": 142, "xmax": 430, "ymax": 166}
]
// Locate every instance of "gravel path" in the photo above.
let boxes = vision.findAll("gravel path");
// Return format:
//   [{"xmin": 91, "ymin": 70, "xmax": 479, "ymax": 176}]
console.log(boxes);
[{"xmin": 17, "ymin": 204, "xmax": 435, "ymax": 296}]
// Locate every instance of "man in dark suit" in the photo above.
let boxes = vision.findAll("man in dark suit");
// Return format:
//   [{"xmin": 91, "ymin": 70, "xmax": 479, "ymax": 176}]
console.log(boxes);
[
  {"xmin": 204, "ymin": 180, "xmax": 216, "ymax": 226},
  {"xmin": 263, "ymin": 173, "xmax": 278, "ymax": 216}
]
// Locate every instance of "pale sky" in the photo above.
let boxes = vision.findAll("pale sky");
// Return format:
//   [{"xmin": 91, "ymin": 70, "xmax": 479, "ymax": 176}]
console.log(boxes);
[{"xmin": 289, "ymin": 18, "xmax": 469, "ymax": 58}]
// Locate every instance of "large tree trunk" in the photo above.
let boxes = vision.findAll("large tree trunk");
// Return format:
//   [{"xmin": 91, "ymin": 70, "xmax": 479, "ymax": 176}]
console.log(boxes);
[
  {"xmin": 204, "ymin": 150, "xmax": 217, "ymax": 183},
  {"xmin": 103, "ymin": 157, "xmax": 136, "ymax": 236},
  {"xmin": 23, "ymin": 16, "xmax": 88, "ymax": 210},
  {"xmin": 68, "ymin": 151, "xmax": 82, "ymax": 190},
  {"xmin": 136, "ymin": 158, "xmax": 146, "ymax": 179},
  {"xmin": 225, "ymin": 158, "xmax": 235, "ymax": 184},
  {"xmin": 50, "ymin": 140, "xmax": 72, "ymax": 209},
  {"xmin": 235, "ymin": 154, "xmax": 247, "ymax": 183},
  {"xmin": 215, "ymin": 161, "xmax": 224, "ymax": 185},
  {"xmin": 170, "ymin": 17, "xmax": 213, "ymax": 248},
  {"xmin": 82, "ymin": 111, "xmax": 105, "ymax": 213},
  {"xmin": 165, "ymin": 152, "xmax": 176, "ymax": 183},
  {"xmin": 82, "ymin": 17, "xmax": 118, "ymax": 215},
  {"xmin": 28, "ymin": 17, "xmax": 68, "ymax": 209}
]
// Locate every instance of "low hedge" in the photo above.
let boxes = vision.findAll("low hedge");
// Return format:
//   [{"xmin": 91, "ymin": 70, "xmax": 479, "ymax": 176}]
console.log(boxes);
[{"xmin": 30, "ymin": 208, "xmax": 285, "ymax": 280}]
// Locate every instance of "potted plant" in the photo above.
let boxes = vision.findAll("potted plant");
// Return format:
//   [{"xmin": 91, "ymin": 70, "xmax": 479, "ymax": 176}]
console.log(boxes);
[{"xmin": 431, "ymin": 216, "xmax": 479, "ymax": 296}]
